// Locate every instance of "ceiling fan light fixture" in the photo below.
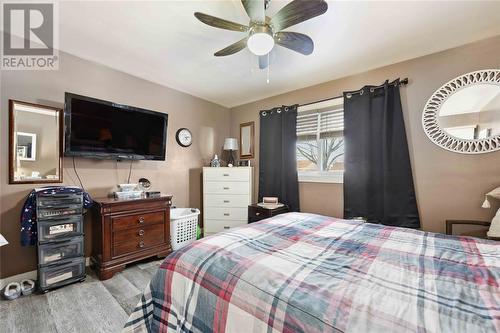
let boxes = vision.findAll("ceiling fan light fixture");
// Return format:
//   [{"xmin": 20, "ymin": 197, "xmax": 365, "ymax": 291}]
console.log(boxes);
[
  {"xmin": 247, "ymin": 25, "xmax": 274, "ymax": 56},
  {"xmin": 195, "ymin": 0, "xmax": 328, "ymax": 62}
]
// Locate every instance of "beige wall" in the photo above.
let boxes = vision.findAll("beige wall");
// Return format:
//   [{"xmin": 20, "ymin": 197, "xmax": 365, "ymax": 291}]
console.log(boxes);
[
  {"xmin": 229, "ymin": 35, "xmax": 500, "ymax": 232},
  {"xmin": 0, "ymin": 51, "xmax": 230, "ymax": 278}
]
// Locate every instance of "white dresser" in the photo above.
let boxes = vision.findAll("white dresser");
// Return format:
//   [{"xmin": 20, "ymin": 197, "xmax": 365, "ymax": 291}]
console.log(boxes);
[{"xmin": 203, "ymin": 167, "xmax": 253, "ymax": 236}]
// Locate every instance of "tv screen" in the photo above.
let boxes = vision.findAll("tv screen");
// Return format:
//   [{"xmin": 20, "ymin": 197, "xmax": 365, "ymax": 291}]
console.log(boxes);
[{"xmin": 64, "ymin": 93, "xmax": 168, "ymax": 160}]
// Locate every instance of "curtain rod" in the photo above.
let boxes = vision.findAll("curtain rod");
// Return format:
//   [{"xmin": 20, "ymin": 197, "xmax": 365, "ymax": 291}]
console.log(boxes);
[{"xmin": 299, "ymin": 78, "xmax": 409, "ymax": 108}]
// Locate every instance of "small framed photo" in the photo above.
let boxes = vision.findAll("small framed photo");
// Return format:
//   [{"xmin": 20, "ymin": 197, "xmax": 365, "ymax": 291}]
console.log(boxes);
[{"xmin": 238, "ymin": 160, "xmax": 250, "ymax": 167}]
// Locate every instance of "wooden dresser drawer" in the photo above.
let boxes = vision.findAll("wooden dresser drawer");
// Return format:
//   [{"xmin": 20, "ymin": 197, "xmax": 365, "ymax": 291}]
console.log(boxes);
[
  {"xmin": 112, "ymin": 223, "xmax": 165, "ymax": 244},
  {"xmin": 248, "ymin": 205, "xmax": 272, "ymax": 221},
  {"xmin": 204, "ymin": 219, "xmax": 247, "ymax": 234},
  {"xmin": 112, "ymin": 211, "xmax": 164, "ymax": 231},
  {"xmin": 204, "ymin": 181, "xmax": 250, "ymax": 195},
  {"xmin": 204, "ymin": 194, "xmax": 250, "ymax": 208},
  {"xmin": 248, "ymin": 204, "xmax": 290, "ymax": 223},
  {"xmin": 112, "ymin": 232, "xmax": 166, "ymax": 258},
  {"xmin": 204, "ymin": 207, "xmax": 248, "ymax": 220},
  {"xmin": 203, "ymin": 168, "xmax": 250, "ymax": 182}
]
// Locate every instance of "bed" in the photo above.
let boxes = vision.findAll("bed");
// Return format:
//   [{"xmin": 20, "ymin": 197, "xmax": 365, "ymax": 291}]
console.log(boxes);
[{"xmin": 123, "ymin": 212, "xmax": 500, "ymax": 332}]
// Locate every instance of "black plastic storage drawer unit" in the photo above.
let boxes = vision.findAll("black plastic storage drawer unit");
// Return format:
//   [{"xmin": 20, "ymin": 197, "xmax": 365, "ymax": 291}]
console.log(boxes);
[
  {"xmin": 38, "ymin": 257, "xmax": 86, "ymax": 290},
  {"xmin": 38, "ymin": 236, "xmax": 84, "ymax": 266},
  {"xmin": 36, "ymin": 191, "xmax": 86, "ymax": 292},
  {"xmin": 37, "ymin": 215, "xmax": 83, "ymax": 242},
  {"xmin": 37, "ymin": 193, "xmax": 83, "ymax": 219}
]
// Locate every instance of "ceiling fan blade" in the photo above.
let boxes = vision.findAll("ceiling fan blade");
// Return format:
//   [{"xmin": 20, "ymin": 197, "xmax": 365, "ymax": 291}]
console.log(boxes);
[
  {"xmin": 258, "ymin": 55, "xmax": 269, "ymax": 69},
  {"xmin": 241, "ymin": 0, "xmax": 265, "ymax": 23},
  {"xmin": 214, "ymin": 37, "xmax": 248, "ymax": 56},
  {"xmin": 271, "ymin": 0, "xmax": 328, "ymax": 31},
  {"xmin": 275, "ymin": 32, "xmax": 314, "ymax": 55},
  {"xmin": 194, "ymin": 12, "xmax": 248, "ymax": 32}
]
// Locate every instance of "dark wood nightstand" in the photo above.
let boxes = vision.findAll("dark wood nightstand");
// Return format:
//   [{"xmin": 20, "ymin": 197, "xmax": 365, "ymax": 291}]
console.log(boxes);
[
  {"xmin": 445, "ymin": 219, "xmax": 491, "ymax": 238},
  {"xmin": 248, "ymin": 204, "xmax": 290, "ymax": 223},
  {"xmin": 91, "ymin": 195, "xmax": 173, "ymax": 280}
]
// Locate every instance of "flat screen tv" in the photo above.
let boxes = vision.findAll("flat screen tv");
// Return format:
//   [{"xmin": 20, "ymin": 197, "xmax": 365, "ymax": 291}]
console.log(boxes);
[{"xmin": 64, "ymin": 93, "xmax": 168, "ymax": 160}]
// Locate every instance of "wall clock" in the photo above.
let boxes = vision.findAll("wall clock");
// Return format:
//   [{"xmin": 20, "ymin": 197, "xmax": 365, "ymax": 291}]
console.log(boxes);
[{"xmin": 176, "ymin": 128, "xmax": 192, "ymax": 147}]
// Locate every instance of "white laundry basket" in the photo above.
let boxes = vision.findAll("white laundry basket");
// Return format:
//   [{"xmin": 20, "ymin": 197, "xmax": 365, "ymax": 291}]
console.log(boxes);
[{"xmin": 170, "ymin": 208, "xmax": 200, "ymax": 250}]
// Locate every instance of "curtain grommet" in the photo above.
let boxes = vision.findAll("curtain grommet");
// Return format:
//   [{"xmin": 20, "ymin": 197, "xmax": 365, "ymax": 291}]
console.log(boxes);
[
  {"xmin": 360, "ymin": 89, "xmax": 364, "ymax": 95},
  {"xmin": 262, "ymin": 111, "xmax": 267, "ymax": 116},
  {"xmin": 346, "ymin": 93, "xmax": 352, "ymax": 99},
  {"xmin": 277, "ymin": 108, "xmax": 282, "ymax": 113},
  {"xmin": 370, "ymin": 88, "xmax": 374, "ymax": 93}
]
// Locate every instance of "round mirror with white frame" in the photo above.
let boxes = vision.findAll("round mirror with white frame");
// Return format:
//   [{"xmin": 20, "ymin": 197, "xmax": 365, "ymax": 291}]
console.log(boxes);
[{"xmin": 422, "ymin": 69, "xmax": 500, "ymax": 154}]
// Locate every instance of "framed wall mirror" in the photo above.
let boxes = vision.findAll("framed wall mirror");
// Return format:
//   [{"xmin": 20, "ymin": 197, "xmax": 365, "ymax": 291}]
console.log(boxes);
[
  {"xmin": 9, "ymin": 100, "xmax": 63, "ymax": 184},
  {"xmin": 422, "ymin": 69, "xmax": 500, "ymax": 154},
  {"xmin": 239, "ymin": 121, "xmax": 255, "ymax": 159}
]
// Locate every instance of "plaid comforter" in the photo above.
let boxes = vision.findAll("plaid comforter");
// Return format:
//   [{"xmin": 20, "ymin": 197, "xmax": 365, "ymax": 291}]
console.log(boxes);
[{"xmin": 124, "ymin": 212, "xmax": 500, "ymax": 333}]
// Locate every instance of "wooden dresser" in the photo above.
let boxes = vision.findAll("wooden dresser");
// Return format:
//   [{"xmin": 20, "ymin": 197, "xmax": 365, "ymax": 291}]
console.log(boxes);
[
  {"xmin": 203, "ymin": 167, "xmax": 253, "ymax": 236},
  {"xmin": 91, "ymin": 195, "xmax": 172, "ymax": 280}
]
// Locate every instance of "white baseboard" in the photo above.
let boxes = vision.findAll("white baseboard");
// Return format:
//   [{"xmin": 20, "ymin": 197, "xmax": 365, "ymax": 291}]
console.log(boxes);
[{"xmin": 0, "ymin": 257, "xmax": 90, "ymax": 290}]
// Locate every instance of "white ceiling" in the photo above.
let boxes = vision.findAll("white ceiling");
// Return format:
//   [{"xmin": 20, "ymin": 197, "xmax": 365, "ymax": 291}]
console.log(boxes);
[{"xmin": 57, "ymin": 1, "xmax": 500, "ymax": 108}]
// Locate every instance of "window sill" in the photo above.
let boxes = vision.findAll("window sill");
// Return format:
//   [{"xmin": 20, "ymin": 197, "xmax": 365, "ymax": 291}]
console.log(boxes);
[{"xmin": 298, "ymin": 171, "xmax": 343, "ymax": 184}]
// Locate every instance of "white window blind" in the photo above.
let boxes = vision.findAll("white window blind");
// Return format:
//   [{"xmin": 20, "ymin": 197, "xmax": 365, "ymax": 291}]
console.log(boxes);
[
  {"xmin": 296, "ymin": 97, "xmax": 345, "ymax": 184},
  {"xmin": 297, "ymin": 105, "xmax": 344, "ymax": 139}
]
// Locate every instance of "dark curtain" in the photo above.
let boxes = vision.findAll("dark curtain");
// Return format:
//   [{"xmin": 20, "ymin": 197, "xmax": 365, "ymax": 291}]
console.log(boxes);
[
  {"xmin": 258, "ymin": 105, "xmax": 300, "ymax": 212},
  {"xmin": 343, "ymin": 79, "xmax": 420, "ymax": 228}
]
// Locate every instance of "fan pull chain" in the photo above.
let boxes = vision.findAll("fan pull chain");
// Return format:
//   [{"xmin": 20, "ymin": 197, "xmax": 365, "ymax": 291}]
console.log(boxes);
[{"xmin": 266, "ymin": 53, "xmax": 270, "ymax": 84}]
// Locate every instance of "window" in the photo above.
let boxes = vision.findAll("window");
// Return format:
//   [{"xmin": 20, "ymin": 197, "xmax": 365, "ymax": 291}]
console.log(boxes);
[{"xmin": 296, "ymin": 97, "xmax": 344, "ymax": 183}]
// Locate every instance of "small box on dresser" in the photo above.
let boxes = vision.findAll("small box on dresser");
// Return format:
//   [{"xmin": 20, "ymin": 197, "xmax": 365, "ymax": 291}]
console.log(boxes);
[
  {"xmin": 91, "ymin": 195, "xmax": 172, "ymax": 280},
  {"xmin": 203, "ymin": 167, "xmax": 253, "ymax": 236}
]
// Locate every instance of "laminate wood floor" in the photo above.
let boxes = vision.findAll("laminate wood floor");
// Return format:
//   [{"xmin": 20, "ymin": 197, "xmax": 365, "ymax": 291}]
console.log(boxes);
[{"xmin": 0, "ymin": 258, "xmax": 163, "ymax": 333}]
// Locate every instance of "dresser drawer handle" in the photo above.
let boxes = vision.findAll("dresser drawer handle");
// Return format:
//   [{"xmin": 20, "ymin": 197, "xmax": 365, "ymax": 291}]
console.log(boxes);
[
  {"xmin": 138, "ymin": 229, "xmax": 145, "ymax": 236},
  {"xmin": 138, "ymin": 241, "xmax": 145, "ymax": 248},
  {"xmin": 224, "ymin": 226, "xmax": 230, "ymax": 229},
  {"xmin": 223, "ymin": 187, "xmax": 230, "ymax": 190},
  {"xmin": 223, "ymin": 173, "xmax": 229, "ymax": 176},
  {"xmin": 223, "ymin": 200, "xmax": 230, "ymax": 203},
  {"xmin": 138, "ymin": 217, "xmax": 145, "ymax": 224},
  {"xmin": 223, "ymin": 213, "xmax": 230, "ymax": 216}
]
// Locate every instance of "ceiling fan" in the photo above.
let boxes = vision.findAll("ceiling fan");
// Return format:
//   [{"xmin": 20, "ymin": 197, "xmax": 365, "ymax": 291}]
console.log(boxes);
[{"xmin": 194, "ymin": 0, "xmax": 328, "ymax": 69}]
